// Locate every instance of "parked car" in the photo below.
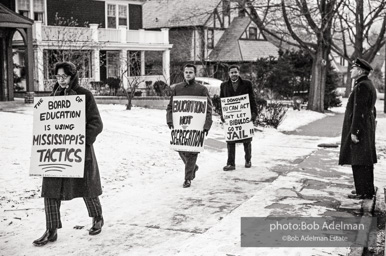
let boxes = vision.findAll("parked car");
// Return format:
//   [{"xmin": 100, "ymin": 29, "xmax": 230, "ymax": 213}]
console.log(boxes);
[{"xmin": 195, "ymin": 77, "xmax": 222, "ymax": 97}]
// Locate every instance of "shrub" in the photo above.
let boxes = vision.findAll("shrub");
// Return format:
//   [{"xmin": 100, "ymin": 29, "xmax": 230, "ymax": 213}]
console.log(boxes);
[
  {"xmin": 105, "ymin": 77, "xmax": 121, "ymax": 95},
  {"xmin": 212, "ymin": 95, "xmax": 222, "ymax": 115},
  {"xmin": 256, "ymin": 103, "xmax": 288, "ymax": 129}
]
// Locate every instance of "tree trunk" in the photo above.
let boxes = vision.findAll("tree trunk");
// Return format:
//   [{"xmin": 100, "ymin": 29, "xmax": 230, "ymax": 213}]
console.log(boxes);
[
  {"xmin": 127, "ymin": 95, "xmax": 132, "ymax": 110},
  {"xmin": 344, "ymin": 63, "xmax": 353, "ymax": 97},
  {"xmin": 307, "ymin": 45, "xmax": 328, "ymax": 113}
]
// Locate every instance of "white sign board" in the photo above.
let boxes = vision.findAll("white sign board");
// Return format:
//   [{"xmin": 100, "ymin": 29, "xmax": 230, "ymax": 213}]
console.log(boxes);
[
  {"xmin": 30, "ymin": 95, "xmax": 86, "ymax": 178},
  {"xmin": 221, "ymin": 94, "xmax": 254, "ymax": 141},
  {"xmin": 170, "ymin": 96, "xmax": 207, "ymax": 152}
]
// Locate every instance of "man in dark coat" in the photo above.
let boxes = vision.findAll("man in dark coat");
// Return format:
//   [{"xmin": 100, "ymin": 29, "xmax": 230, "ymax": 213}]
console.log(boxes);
[
  {"xmin": 220, "ymin": 65, "xmax": 257, "ymax": 171},
  {"xmin": 166, "ymin": 64, "xmax": 213, "ymax": 188},
  {"xmin": 33, "ymin": 62, "xmax": 104, "ymax": 246},
  {"xmin": 339, "ymin": 58, "xmax": 377, "ymax": 199}
]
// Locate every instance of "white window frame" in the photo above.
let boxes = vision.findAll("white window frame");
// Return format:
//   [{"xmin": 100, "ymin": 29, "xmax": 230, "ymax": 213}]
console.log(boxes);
[
  {"xmin": 118, "ymin": 5, "xmax": 128, "ymax": 26},
  {"xmin": 105, "ymin": 2, "xmax": 129, "ymax": 29},
  {"xmin": 16, "ymin": 0, "xmax": 47, "ymax": 25}
]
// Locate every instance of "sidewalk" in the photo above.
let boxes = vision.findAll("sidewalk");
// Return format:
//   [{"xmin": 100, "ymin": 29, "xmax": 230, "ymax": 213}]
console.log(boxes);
[{"xmin": 0, "ymin": 100, "xmax": 385, "ymax": 255}]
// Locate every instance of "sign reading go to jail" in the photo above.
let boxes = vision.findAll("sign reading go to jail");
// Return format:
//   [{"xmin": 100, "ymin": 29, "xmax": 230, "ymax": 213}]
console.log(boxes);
[
  {"xmin": 221, "ymin": 94, "xmax": 254, "ymax": 142},
  {"xmin": 29, "ymin": 95, "xmax": 86, "ymax": 178},
  {"xmin": 170, "ymin": 96, "xmax": 207, "ymax": 152}
]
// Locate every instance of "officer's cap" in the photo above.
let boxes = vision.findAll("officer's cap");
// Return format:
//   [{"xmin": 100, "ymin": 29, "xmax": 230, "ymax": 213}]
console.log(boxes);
[{"xmin": 352, "ymin": 58, "xmax": 373, "ymax": 72}]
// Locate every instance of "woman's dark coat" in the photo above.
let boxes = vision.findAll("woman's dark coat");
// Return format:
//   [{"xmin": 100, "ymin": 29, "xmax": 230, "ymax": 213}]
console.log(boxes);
[
  {"xmin": 220, "ymin": 77, "xmax": 257, "ymax": 144},
  {"xmin": 41, "ymin": 74, "xmax": 103, "ymax": 200},
  {"xmin": 339, "ymin": 76, "xmax": 377, "ymax": 166}
]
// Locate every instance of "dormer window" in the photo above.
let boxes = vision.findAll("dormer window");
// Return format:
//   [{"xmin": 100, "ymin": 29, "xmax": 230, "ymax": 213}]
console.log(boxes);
[
  {"xmin": 249, "ymin": 27, "xmax": 257, "ymax": 40},
  {"xmin": 207, "ymin": 29, "xmax": 214, "ymax": 49}
]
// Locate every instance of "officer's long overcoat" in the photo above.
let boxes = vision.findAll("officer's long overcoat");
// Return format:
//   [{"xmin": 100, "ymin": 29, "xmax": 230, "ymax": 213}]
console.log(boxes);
[{"xmin": 339, "ymin": 76, "xmax": 377, "ymax": 165}]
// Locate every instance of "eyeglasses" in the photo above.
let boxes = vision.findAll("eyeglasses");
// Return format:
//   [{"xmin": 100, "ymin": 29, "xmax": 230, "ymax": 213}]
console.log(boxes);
[{"xmin": 55, "ymin": 74, "xmax": 69, "ymax": 80}]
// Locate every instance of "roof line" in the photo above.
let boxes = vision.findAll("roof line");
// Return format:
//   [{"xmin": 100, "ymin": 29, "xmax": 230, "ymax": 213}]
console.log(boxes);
[
  {"xmin": 237, "ymin": 38, "xmax": 244, "ymax": 62},
  {"xmin": 0, "ymin": 3, "xmax": 34, "ymax": 25}
]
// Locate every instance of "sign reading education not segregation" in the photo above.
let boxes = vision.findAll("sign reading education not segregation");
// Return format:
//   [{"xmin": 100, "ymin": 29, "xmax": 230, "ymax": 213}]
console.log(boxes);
[
  {"xmin": 221, "ymin": 94, "xmax": 254, "ymax": 141},
  {"xmin": 30, "ymin": 95, "xmax": 86, "ymax": 178},
  {"xmin": 170, "ymin": 96, "xmax": 207, "ymax": 152}
]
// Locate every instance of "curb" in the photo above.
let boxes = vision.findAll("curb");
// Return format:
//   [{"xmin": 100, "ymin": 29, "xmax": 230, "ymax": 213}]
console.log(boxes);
[{"xmin": 348, "ymin": 187, "xmax": 378, "ymax": 256}]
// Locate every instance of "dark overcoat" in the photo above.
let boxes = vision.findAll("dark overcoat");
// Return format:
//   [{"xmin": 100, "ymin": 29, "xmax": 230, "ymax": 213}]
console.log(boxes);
[
  {"xmin": 41, "ymin": 75, "xmax": 103, "ymax": 200},
  {"xmin": 339, "ymin": 76, "xmax": 377, "ymax": 165},
  {"xmin": 220, "ymin": 77, "xmax": 257, "ymax": 144}
]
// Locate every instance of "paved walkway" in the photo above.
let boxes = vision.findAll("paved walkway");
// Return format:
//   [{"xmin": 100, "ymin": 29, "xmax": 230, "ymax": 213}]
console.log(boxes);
[{"xmin": 284, "ymin": 112, "xmax": 344, "ymax": 137}]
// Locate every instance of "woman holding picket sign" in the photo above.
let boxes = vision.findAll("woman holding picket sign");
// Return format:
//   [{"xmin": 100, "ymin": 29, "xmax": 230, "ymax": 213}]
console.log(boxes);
[{"xmin": 33, "ymin": 62, "xmax": 104, "ymax": 246}]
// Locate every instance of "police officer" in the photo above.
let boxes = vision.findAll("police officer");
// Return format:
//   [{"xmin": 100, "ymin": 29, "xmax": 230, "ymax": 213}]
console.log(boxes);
[{"xmin": 339, "ymin": 58, "xmax": 377, "ymax": 199}]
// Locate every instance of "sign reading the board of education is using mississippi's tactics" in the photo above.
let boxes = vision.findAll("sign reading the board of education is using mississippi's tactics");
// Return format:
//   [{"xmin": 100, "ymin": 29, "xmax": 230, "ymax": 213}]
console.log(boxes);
[
  {"xmin": 170, "ymin": 96, "xmax": 207, "ymax": 152},
  {"xmin": 30, "ymin": 95, "xmax": 86, "ymax": 178},
  {"xmin": 221, "ymin": 94, "xmax": 254, "ymax": 142}
]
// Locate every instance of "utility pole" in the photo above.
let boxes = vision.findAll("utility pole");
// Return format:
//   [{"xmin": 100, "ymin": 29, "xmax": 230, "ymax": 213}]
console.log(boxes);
[{"xmin": 384, "ymin": 44, "xmax": 386, "ymax": 113}]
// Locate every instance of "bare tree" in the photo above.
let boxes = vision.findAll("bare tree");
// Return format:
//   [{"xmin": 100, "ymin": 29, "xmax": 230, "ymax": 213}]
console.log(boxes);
[
  {"xmin": 331, "ymin": 0, "xmax": 386, "ymax": 96},
  {"xmin": 119, "ymin": 51, "xmax": 143, "ymax": 110},
  {"xmin": 41, "ymin": 14, "xmax": 102, "ymax": 90},
  {"xmin": 242, "ymin": 0, "xmax": 344, "ymax": 112}
]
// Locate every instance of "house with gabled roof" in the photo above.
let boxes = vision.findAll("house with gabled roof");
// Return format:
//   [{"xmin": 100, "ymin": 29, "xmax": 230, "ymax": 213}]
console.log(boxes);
[
  {"xmin": 3, "ymin": 0, "xmax": 172, "ymax": 95},
  {"xmin": 143, "ymin": 0, "xmax": 279, "ymax": 82}
]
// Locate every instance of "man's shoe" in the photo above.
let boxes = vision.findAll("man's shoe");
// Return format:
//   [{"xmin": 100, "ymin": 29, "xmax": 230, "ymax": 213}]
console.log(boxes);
[
  {"xmin": 183, "ymin": 180, "xmax": 191, "ymax": 188},
  {"xmin": 348, "ymin": 194, "xmax": 373, "ymax": 199},
  {"xmin": 361, "ymin": 194, "xmax": 374, "ymax": 199},
  {"xmin": 347, "ymin": 194, "xmax": 362, "ymax": 199},
  {"xmin": 245, "ymin": 161, "xmax": 252, "ymax": 168},
  {"xmin": 192, "ymin": 165, "xmax": 199, "ymax": 180},
  {"xmin": 32, "ymin": 229, "xmax": 57, "ymax": 246},
  {"xmin": 89, "ymin": 216, "xmax": 104, "ymax": 235},
  {"xmin": 223, "ymin": 165, "xmax": 235, "ymax": 171}
]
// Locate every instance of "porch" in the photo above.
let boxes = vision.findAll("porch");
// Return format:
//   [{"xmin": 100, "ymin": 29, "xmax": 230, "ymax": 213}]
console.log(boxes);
[{"xmin": 13, "ymin": 22, "xmax": 172, "ymax": 92}]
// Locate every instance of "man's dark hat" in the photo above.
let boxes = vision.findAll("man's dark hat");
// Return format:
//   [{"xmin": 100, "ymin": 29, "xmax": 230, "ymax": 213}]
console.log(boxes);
[{"xmin": 353, "ymin": 58, "xmax": 373, "ymax": 72}]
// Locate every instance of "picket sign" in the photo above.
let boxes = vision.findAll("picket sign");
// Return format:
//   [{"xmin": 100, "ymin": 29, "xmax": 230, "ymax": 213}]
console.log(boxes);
[
  {"xmin": 29, "ymin": 95, "xmax": 85, "ymax": 178},
  {"xmin": 170, "ymin": 96, "xmax": 207, "ymax": 152},
  {"xmin": 221, "ymin": 94, "xmax": 254, "ymax": 142}
]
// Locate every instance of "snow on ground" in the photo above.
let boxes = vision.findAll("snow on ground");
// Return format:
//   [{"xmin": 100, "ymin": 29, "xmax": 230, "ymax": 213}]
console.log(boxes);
[
  {"xmin": 277, "ymin": 108, "xmax": 326, "ymax": 132},
  {"xmin": 0, "ymin": 98, "xmax": 383, "ymax": 256},
  {"xmin": 277, "ymin": 98, "xmax": 347, "ymax": 132}
]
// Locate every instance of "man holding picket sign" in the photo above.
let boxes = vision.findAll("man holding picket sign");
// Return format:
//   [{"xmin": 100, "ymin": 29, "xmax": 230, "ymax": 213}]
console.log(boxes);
[
  {"xmin": 166, "ymin": 64, "xmax": 213, "ymax": 188},
  {"xmin": 220, "ymin": 65, "xmax": 257, "ymax": 171}
]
